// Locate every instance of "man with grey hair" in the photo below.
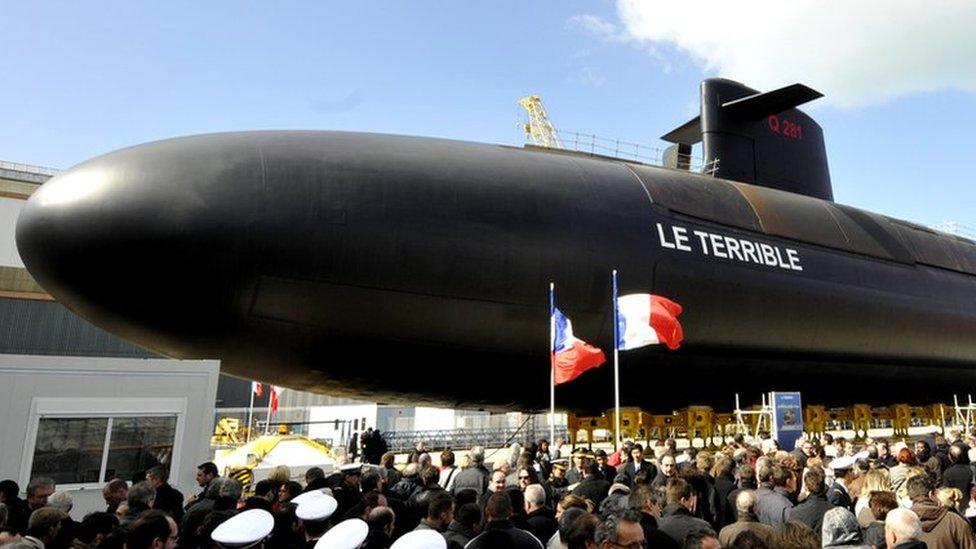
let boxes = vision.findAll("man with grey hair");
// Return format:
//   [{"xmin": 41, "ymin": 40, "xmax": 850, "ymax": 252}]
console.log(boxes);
[
  {"xmin": 452, "ymin": 446, "xmax": 490, "ymax": 496},
  {"xmin": 718, "ymin": 490, "xmax": 773, "ymax": 547},
  {"xmin": 594, "ymin": 509, "xmax": 646, "ymax": 549},
  {"xmin": 22, "ymin": 507, "xmax": 66, "ymax": 549},
  {"xmin": 524, "ymin": 484, "xmax": 557, "ymax": 544},
  {"xmin": 25, "ymin": 479, "xmax": 55, "ymax": 513},
  {"xmin": 45, "ymin": 492, "xmax": 71, "ymax": 515},
  {"xmin": 122, "ymin": 482, "xmax": 156, "ymax": 526},
  {"xmin": 180, "ymin": 477, "xmax": 242, "ymax": 547},
  {"xmin": 885, "ymin": 508, "xmax": 925, "ymax": 549}
]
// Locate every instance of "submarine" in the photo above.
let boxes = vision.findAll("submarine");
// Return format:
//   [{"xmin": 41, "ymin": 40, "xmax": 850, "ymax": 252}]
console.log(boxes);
[{"xmin": 15, "ymin": 79, "xmax": 976, "ymax": 413}]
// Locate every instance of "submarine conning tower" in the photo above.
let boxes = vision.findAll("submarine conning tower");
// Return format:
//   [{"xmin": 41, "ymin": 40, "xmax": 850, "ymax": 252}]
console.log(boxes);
[{"xmin": 662, "ymin": 78, "xmax": 833, "ymax": 201}]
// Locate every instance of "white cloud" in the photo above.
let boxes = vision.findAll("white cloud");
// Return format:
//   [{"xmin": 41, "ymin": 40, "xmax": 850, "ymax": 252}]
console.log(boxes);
[
  {"xmin": 567, "ymin": 14, "xmax": 622, "ymax": 41},
  {"xmin": 613, "ymin": 0, "xmax": 976, "ymax": 107}
]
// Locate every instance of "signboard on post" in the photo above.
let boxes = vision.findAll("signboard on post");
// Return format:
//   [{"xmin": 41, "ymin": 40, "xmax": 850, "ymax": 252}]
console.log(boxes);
[{"xmin": 771, "ymin": 392, "xmax": 804, "ymax": 451}]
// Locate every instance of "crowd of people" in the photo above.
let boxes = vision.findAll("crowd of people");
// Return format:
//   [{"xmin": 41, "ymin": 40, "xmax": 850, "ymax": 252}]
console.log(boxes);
[{"xmin": 3, "ymin": 430, "xmax": 976, "ymax": 548}]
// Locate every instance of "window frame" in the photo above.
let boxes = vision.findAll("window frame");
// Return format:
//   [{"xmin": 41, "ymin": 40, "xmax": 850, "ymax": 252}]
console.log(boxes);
[{"xmin": 21, "ymin": 397, "xmax": 187, "ymax": 491}]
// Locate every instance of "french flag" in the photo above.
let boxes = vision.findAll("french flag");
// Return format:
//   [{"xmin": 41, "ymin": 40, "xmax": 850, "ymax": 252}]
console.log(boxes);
[
  {"xmin": 616, "ymin": 293, "xmax": 684, "ymax": 350},
  {"xmin": 552, "ymin": 307, "xmax": 606, "ymax": 385}
]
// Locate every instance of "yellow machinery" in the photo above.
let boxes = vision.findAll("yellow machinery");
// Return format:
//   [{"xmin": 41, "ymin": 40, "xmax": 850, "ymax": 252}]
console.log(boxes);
[
  {"xmin": 518, "ymin": 95, "xmax": 562, "ymax": 149},
  {"xmin": 567, "ymin": 400, "xmax": 954, "ymax": 446}
]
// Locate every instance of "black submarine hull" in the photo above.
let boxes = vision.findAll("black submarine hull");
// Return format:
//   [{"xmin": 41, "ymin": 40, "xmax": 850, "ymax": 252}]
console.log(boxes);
[{"xmin": 15, "ymin": 131, "xmax": 976, "ymax": 412}]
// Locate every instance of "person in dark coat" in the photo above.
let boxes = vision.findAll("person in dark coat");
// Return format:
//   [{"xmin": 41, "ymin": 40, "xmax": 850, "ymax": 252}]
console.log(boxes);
[
  {"xmin": 711, "ymin": 456, "xmax": 737, "ymax": 528},
  {"xmin": 657, "ymin": 478, "xmax": 715, "ymax": 546},
  {"xmin": 523, "ymin": 484, "xmax": 557, "ymax": 544},
  {"xmin": 571, "ymin": 465, "xmax": 612, "ymax": 508},
  {"xmin": 444, "ymin": 503, "xmax": 481, "ymax": 549},
  {"xmin": 629, "ymin": 484, "xmax": 680, "ymax": 549},
  {"xmin": 789, "ymin": 467, "xmax": 834, "ymax": 543},
  {"xmin": 145, "ymin": 466, "xmax": 184, "ymax": 523},
  {"xmin": 827, "ymin": 456, "xmax": 855, "ymax": 511},
  {"xmin": 465, "ymin": 492, "xmax": 543, "ymax": 549},
  {"xmin": 593, "ymin": 450, "xmax": 617, "ymax": 482},
  {"xmin": 0, "ymin": 480, "xmax": 31, "ymax": 535},
  {"xmin": 754, "ymin": 463, "xmax": 793, "ymax": 526},
  {"xmin": 621, "ymin": 444, "xmax": 657, "ymax": 485},
  {"xmin": 185, "ymin": 462, "xmax": 218, "ymax": 511},
  {"xmin": 942, "ymin": 444, "xmax": 974, "ymax": 509},
  {"xmin": 362, "ymin": 506, "xmax": 394, "ymax": 549}
]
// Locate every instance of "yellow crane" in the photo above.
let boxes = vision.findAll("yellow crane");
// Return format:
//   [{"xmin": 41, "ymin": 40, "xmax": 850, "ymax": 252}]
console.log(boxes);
[{"xmin": 518, "ymin": 94, "xmax": 562, "ymax": 149}]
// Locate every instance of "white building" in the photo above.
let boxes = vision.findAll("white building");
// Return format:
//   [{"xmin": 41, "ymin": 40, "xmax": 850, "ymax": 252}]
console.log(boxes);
[{"xmin": 0, "ymin": 355, "xmax": 218, "ymax": 519}]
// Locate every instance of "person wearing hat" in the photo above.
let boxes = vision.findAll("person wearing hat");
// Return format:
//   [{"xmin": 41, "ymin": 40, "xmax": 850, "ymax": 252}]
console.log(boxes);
[
  {"xmin": 211, "ymin": 509, "xmax": 274, "ymax": 548},
  {"xmin": 334, "ymin": 463, "xmax": 364, "ymax": 520},
  {"xmin": 565, "ymin": 450, "xmax": 590, "ymax": 485},
  {"xmin": 314, "ymin": 518, "xmax": 368, "ymax": 549},
  {"xmin": 296, "ymin": 492, "xmax": 339, "ymax": 549},
  {"xmin": 390, "ymin": 529, "xmax": 448, "ymax": 549},
  {"xmin": 549, "ymin": 460, "xmax": 570, "ymax": 498},
  {"xmin": 827, "ymin": 455, "xmax": 856, "ymax": 511}
]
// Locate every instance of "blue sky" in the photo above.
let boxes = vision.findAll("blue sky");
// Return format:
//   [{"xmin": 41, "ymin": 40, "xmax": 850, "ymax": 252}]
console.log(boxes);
[{"xmin": 2, "ymin": 1, "xmax": 974, "ymax": 228}]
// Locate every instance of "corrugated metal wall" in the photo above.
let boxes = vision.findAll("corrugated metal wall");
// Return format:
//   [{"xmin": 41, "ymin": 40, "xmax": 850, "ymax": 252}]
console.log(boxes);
[{"xmin": 0, "ymin": 297, "xmax": 157, "ymax": 357}]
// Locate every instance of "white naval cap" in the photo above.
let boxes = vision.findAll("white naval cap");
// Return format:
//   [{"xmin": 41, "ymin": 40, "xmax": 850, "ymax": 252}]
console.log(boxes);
[
  {"xmin": 314, "ymin": 518, "xmax": 368, "ymax": 549},
  {"xmin": 854, "ymin": 450, "xmax": 870, "ymax": 460},
  {"xmin": 390, "ymin": 529, "xmax": 448, "ymax": 549},
  {"xmin": 675, "ymin": 454, "xmax": 691, "ymax": 465},
  {"xmin": 291, "ymin": 488, "xmax": 334, "ymax": 507},
  {"xmin": 829, "ymin": 455, "xmax": 856, "ymax": 471},
  {"xmin": 340, "ymin": 463, "xmax": 363, "ymax": 474},
  {"xmin": 211, "ymin": 509, "xmax": 274, "ymax": 548},
  {"xmin": 296, "ymin": 492, "xmax": 338, "ymax": 521}
]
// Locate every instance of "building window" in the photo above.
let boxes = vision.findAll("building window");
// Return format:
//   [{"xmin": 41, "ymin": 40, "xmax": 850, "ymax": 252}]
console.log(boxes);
[
  {"xmin": 30, "ymin": 415, "xmax": 177, "ymax": 486},
  {"xmin": 104, "ymin": 417, "xmax": 178, "ymax": 482},
  {"xmin": 31, "ymin": 418, "xmax": 108, "ymax": 484}
]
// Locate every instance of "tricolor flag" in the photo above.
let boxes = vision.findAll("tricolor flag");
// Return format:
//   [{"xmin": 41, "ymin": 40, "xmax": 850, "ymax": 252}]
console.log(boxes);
[
  {"xmin": 552, "ymin": 307, "xmax": 606, "ymax": 384},
  {"xmin": 251, "ymin": 381, "xmax": 264, "ymax": 397},
  {"xmin": 269, "ymin": 385, "xmax": 283, "ymax": 414},
  {"xmin": 616, "ymin": 293, "xmax": 684, "ymax": 350}
]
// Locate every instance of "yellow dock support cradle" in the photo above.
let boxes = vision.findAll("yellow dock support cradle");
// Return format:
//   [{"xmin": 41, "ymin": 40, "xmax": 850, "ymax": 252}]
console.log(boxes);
[{"xmin": 566, "ymin": 400, "xmax": 958, "ymax": 447}]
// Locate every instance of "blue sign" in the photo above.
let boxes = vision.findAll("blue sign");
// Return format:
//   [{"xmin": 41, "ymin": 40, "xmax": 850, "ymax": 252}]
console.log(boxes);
[{"xmin": 771, "ymin": 392, "xmax": 804, "ymax": 451}]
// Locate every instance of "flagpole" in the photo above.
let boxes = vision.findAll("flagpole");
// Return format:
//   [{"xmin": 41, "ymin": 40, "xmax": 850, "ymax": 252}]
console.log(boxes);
[
  {"xmin": 246, "ymin": 383, "xmax": 256, "ymax": 444},
  {"xmin": 612, "ymin": 269, "xmax": 621, "ymax": 451},
  {"xmin": 549, "ymin": 282, "xmax": 556, "ymax": 449}
]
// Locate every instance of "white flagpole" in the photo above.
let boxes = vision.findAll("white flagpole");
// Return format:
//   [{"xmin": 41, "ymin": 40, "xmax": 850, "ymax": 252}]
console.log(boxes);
[
  {"xmin": 246, "ymin": 383, "xmax": 256, "ymax": 444},
  {"xmin": 612, "ymin": 269, "xmax": 621, "ymax": 451},
  {"xmin": 549, "ymin": 282, "xmax": 556, "ymax": 448}
]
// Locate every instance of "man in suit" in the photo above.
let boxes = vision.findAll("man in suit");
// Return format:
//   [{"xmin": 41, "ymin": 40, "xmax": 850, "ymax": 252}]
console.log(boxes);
[
  {"xmin": 145, "ymin": 466, "xmax": 184, "ymax": 523},
  {"xmin": 572, "ymin": 465, "xmax": 612, "ymax": 508},
  {"xmin": 621, "ymin": 444, "xmax": 657, "ymax": 484},
  {"xmin": 594, "ymin": 450, "xmax": 617, "ymax": 482}
]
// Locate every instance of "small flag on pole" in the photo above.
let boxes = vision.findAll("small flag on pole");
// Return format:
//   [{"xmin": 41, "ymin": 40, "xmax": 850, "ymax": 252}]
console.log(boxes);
[
  {"xmin": 616, "ymin": 293, "xmax": 684, "ymax": 350},
  {"xmin": 552, "ymin": 307, "xmax": 606, "ymax": 384},
  {"xmin": 251, "ymin": 381, "xmax": 264, "ymax": 397}
]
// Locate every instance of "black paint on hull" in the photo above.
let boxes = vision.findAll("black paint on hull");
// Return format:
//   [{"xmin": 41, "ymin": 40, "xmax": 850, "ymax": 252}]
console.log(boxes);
[{"xmin": 15, "ymin": 131, "xmax": 976, "ymax": 412}]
